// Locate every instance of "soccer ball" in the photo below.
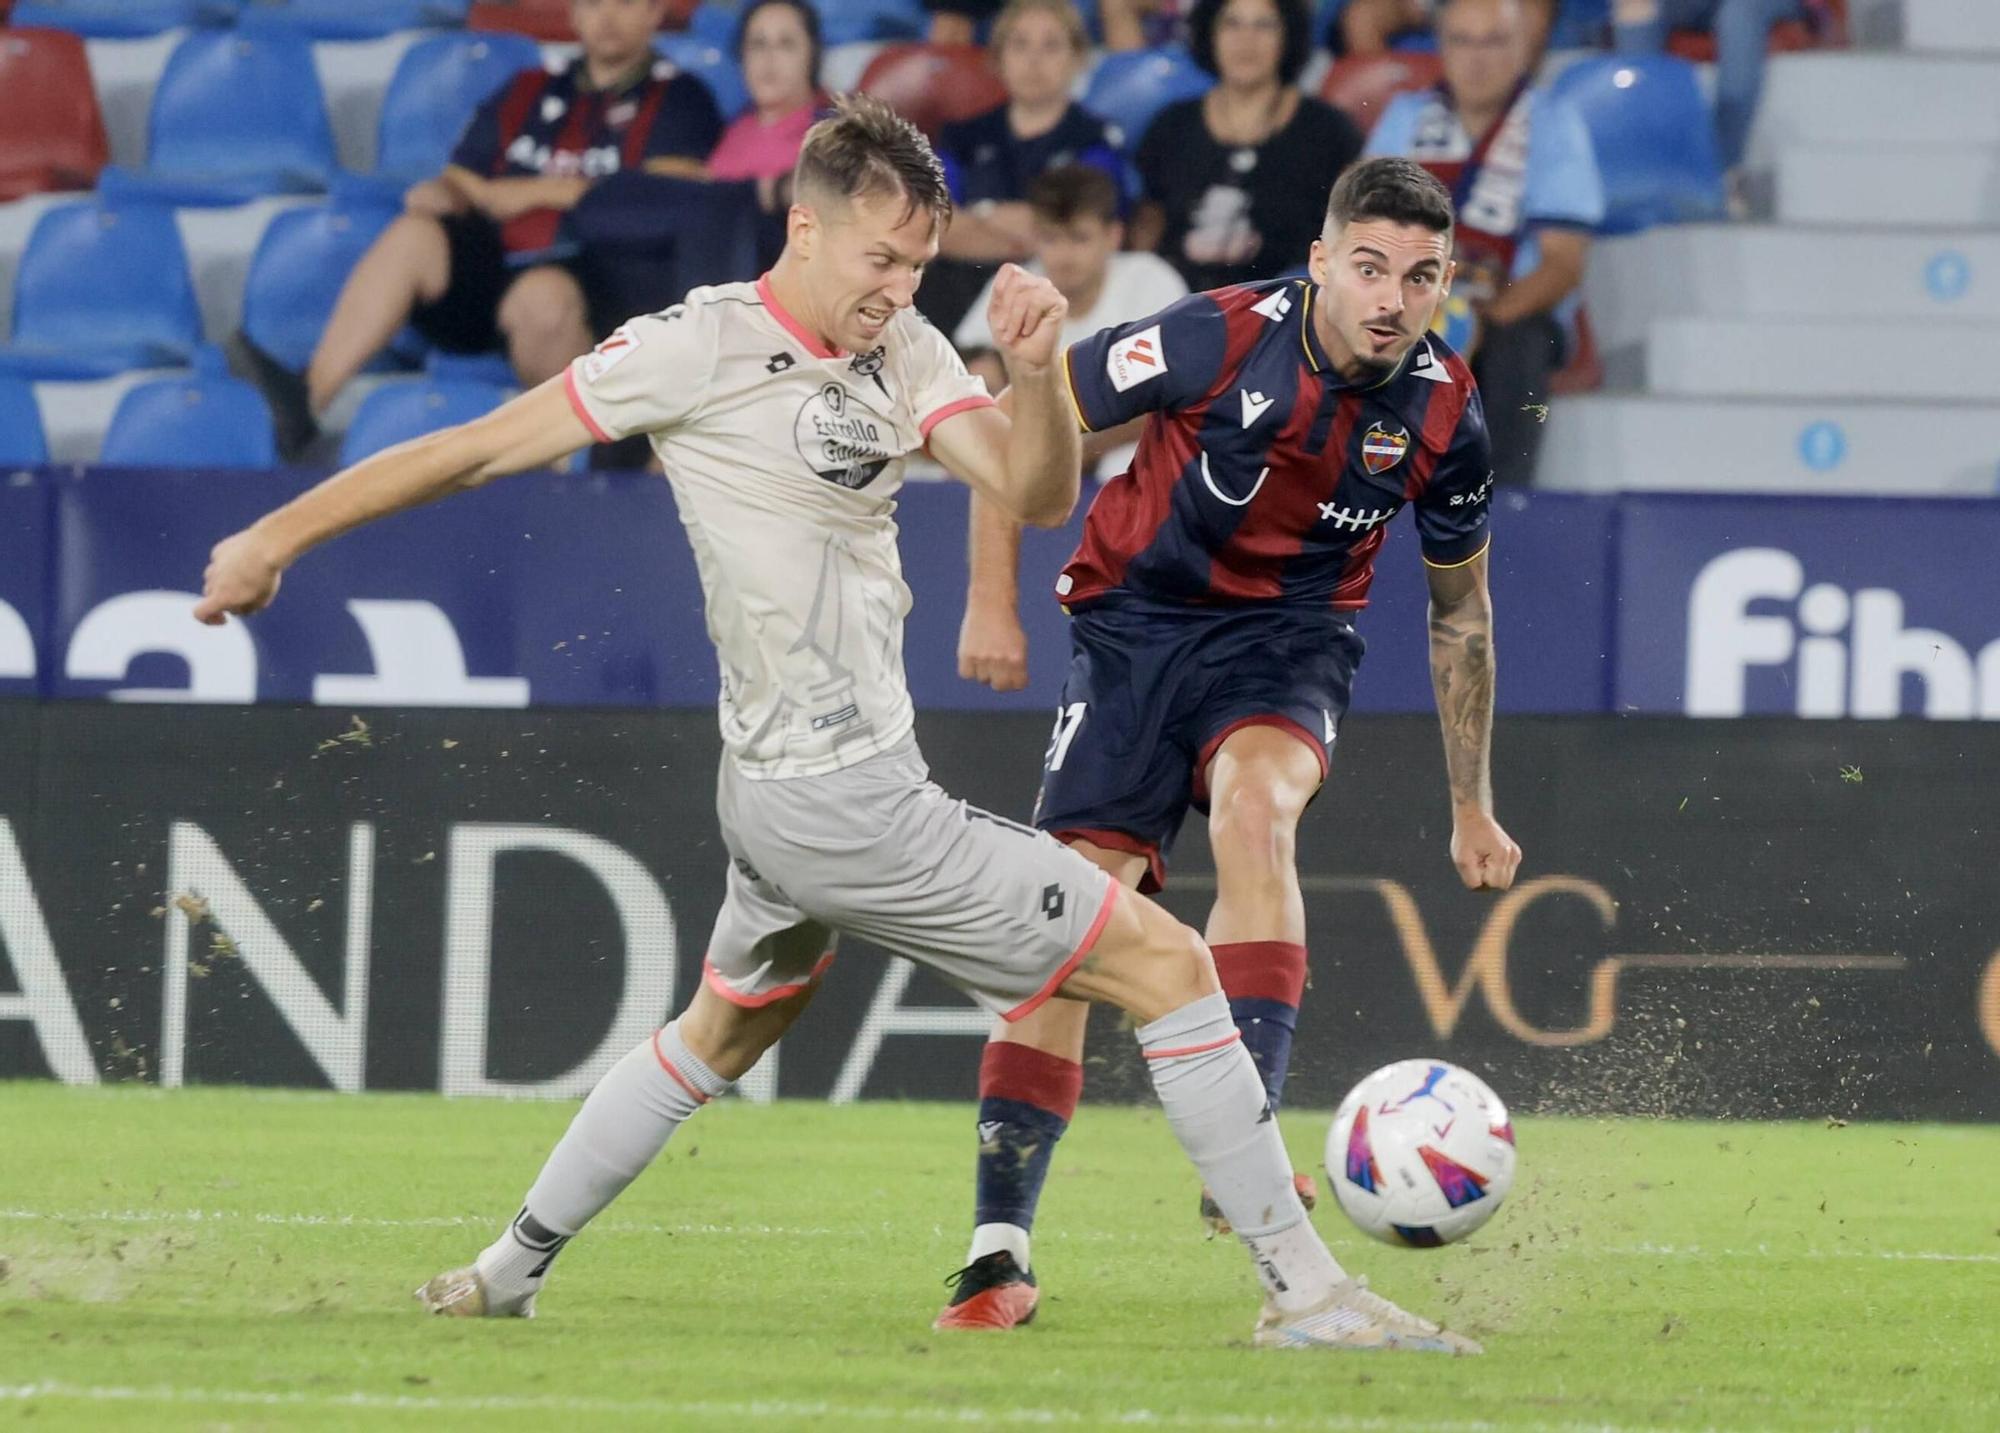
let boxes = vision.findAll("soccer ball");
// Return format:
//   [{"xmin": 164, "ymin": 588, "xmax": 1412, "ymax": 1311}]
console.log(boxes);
[{"xmin": 1326, "ymin": 1059, "xmax": 1517, "ymax": 1249}]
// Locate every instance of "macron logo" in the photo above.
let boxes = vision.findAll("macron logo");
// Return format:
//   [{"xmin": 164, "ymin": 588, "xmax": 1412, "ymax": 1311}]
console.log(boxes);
[{"xmin": 1240, "ymin": 389, "xmax": 1275, "ymax": 427}]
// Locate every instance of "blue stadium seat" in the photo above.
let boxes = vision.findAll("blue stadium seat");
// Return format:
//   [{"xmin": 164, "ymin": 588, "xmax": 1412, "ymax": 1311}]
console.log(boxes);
[
  {"xmin": 236, "ymin": 0, "xmax": 471, "ymax": 40},
  {"xmin": 1081, "ymin": 46, "xmax": 1213, "ymax": 148},
  {"xmin": 9, "ymin": 0, "xmax": 234, "ymax": 36},
  {"xmin": 99, "ymin": 373, "xmax": 278, "ymax": 469},
  {"xmin": 240, "ymin": 200, "xmax": 400, "ymax": 373},
  {"xmin": 816, "ymin": 0, "xmax": 926, "ymax": 47},
  {"xmin": 339, "ymin": 378, "xmax": 510, "ymax": 465},
  {"xmin": 685, "ymin": 1, "xmax": 736, "ymax": 47},
  {"xmin": 425, "ymin": 350, "xmax": 516, "ymax": 386},
  {"xmin": 654, "ymin": 35, "xmax": 750, "ymax": 119},
  {"xmin": 97, "ymin": 29, "xmax": 339, "ymax": 206},
  {"xmin": 373, "ymin": 32, "xmax": 544, "ymax": 185},
  {"xmin": 1548, "ymin": 55, "xmax": 1726, "ymax": 234},
  {"xmin": 0, "ymin": 202, "xmax": 203, "ymax": 380},
  {"xmin": 0, "ymin": 380, "xmax": 47, "ymax": 464}
]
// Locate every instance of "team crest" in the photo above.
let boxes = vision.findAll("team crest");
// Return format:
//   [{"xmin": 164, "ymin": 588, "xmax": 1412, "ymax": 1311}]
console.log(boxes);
[{"xmin": 1361, "ymin": 421, "xmax": 1410, "ymax": 475}]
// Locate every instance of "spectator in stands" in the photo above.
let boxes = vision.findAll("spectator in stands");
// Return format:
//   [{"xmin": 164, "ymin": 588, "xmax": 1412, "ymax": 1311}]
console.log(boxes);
[
  {"xmin": 279, "ymin": 0, "xmax": 721, "ymax": 455},
  {"xmin": 920, "ymin": 0, "xmax": 1128, "ymax": 331},
  {"xmin": 1366, "ymin": 0, "xmax": 1602, "ymax": 484},
  {"xmin": 1614, "ymin": 0, "xmax": 1803, "ymax": 181},
  {"xmin": 938, "ymin": 0, "xmax": 1127, "ymax": 263},
  {"xmin": 1131, "ymin": 0, "xmax": 1365, "ymax": 294},
  {"xmin": 953, "ymin": 164, "xmax": 1187, "ymax": 472},
  {"xmin": 707, "ymin": 0, "xmax": 823, "ymax": 207},
  {"xmin": 924, "ymin": 0, "xmax": 1002, "ymax": 46}
]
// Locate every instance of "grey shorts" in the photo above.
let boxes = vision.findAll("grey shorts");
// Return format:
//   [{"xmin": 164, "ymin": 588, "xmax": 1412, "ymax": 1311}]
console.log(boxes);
[{"xmin": 702, "ymin": 737, "xmax": 1121, "ymax": 1019}]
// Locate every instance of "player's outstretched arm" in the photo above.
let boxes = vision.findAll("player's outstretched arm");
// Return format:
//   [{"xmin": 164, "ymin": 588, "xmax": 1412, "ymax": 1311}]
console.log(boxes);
[
  {"xmin": 193, "ymin": 377, "xmax": 595, "ymax": 625},
  {"xmin": 1425, "ymin": 550, "xmax": 1522, "ymax": 890},
  {"xmin": 927, "ymin": 264, "xmax": 1081, "ymax": 530}
]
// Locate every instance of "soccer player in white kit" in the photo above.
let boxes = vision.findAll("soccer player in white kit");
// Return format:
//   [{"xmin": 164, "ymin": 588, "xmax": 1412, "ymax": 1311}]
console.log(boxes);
[{"xmin": 193, "ymin": 96, "xmax": 1474, "ymax": 1354}]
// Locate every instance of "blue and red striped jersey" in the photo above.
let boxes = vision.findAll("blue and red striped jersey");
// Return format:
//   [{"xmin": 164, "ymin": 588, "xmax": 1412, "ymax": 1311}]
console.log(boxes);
[{"xmin": 1058, "ymin": 277, "xmax": 1492, "ymax": 612}]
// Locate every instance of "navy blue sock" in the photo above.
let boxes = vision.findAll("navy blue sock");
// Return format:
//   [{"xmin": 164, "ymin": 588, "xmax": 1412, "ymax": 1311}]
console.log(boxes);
[
  {"xmin": 1228, "ymin": 996, "xmax": 1301, "ymax": 1110},
  {"xmin": 1212, "ymin": 941, "xmax": 1309, "ymax": 1111},
  {"xmin": 972, "ymin": 1042, "xmax": 1083, "ymax": 1235}
]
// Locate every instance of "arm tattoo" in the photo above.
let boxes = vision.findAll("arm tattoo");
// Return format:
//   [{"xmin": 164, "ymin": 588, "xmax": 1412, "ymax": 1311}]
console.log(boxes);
[{"xmin": 1428, "ymin": 600, "xmax": 1495, "ymax": 812}]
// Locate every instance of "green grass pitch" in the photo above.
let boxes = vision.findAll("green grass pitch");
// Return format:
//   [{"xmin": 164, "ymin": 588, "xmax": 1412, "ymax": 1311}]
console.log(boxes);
[{"xmin": 2, "ymin": 1085, "xmax": 1996, "ymax": 1431}]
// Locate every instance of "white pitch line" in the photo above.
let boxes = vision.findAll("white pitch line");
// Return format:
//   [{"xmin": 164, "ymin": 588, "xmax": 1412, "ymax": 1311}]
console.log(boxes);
[
  {"xmin": 0, "ymin": 1382, "xmax": 1678, "ymax": 1433},
  {"xmin": 4, "ymin": 1209, "xmax": 1996, "ymax": 1264}
]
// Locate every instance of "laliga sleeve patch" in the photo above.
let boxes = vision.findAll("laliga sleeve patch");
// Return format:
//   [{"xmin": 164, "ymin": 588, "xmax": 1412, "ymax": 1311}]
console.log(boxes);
[
  {"xmin": 581, "ymin": 324, "xmax": 641, "ymax": 383},
  {"xmin": 1106, "ymin": 323, "xmax": 1167, "ymax": 393}
]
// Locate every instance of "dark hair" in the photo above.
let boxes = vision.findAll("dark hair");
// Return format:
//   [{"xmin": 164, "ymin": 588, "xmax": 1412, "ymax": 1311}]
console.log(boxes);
[
  {"xmin": 1026, "ymin": 164, "xmax": 1120, "ymax": 227},
  {"xmin": 1187, "ymin": 0, "xmax": 1314, "ymax": 87},
  {"xmin": 1325, "ymin": 156, "xmax": 1455, "ymax": 234},
  {"xmin": 734, "ymin": 0, "xmax": 822, "ymax": 92},
  {"xmin": 794, "ymin": 93, "xmax": 952, "ymax": 229}
]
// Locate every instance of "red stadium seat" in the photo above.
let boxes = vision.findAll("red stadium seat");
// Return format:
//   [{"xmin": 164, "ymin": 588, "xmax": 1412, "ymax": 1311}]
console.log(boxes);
[
  {"xmin": 467, "ymin": 0, "xmax": 578, "ymax": 40},
  {"xmin": 1319, "ymin": 52, "xmax": 1444, "ymax": 134},
  {"xmin": 0, "ymin": 28, "xmax": 111, "ymax": 201},
  {"xmin": 1548, "ymin": 306, "xmax": 1603, "ymax": 397},
  {"xmin": 857, "ymin": 44, "xmax": 1008, "ymax": 140}
]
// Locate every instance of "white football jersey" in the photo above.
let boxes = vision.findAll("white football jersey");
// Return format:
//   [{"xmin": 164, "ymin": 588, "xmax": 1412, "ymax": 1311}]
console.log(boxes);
[{"xmin": 564, "ymin": 277, "xmax": 993, "ymax": 780}]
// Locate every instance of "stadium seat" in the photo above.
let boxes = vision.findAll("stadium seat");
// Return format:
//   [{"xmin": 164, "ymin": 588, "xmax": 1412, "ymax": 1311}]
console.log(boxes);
[
  {"xmin": 235, "ymin": 0, "xmax": 471, "ymax": 40},
  {"xmin": 0, "ymin": 29, "xmax": 111, "ymax": 202},
  {"xmin": 819, "ymin": 0, "xmax": 926, "ymax": 47},
  {"xmin": 1320, "ymin": 52, "xmax": 1443, "ymax": 134},
  {"xmin": 372, "ymin": 31, "xmax": 544, "ymax": 186},
  {"xmin": 8, "ymin": 0, "xmax": 231, "ymax": 36},
  {"xmin": 1547, "ymin": 55, "xmax": 1726, "ymax": 234},
  {"xmin": 858, "ymin": 45, "xmax": 1008, "ymax": 140},
  {"xmin": 685, "ymin": 1, "xmax": 735, "ymax": 46},
  {"xmin": 0, "ymin": 379, "xmax": 47, "ymax": 465},
  {"xmin": 97, "ymin": 29, "xmax": 339, "ymax": 206},
  {"xmin": 339, "ymin": 378, "xmax": 510, "ymax": 465},
  {"xmin": 240, "ymin": 200, "xmax": 401, "ymax": 373},
  {"xmin": 1546, "ymin": 0, "xmax": 1610, "ymax": 49},
  {"xmin": 467, "ymin": 0, "xmax": 577, "ymax": 40},
  {"xmin": 0, "ymin": 202, "xmax": 203, "ymax": 380},
  {"xmin": 1081, "ymin": 47, "xmax": 1213, "ymax": 148},
  {"xmin": 99, "ymin": 373, "xmax": 278, "ymax": 469},
  {"xmin": 655, "ymin": 34, "xmax": 750, "ymax": 119}
]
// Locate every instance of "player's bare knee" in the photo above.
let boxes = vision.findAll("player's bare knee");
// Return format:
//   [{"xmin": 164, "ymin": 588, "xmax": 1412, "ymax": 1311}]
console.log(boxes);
[
  {"xmin": 677, "ymin": 980, "xmax": 814, "ymax": 1081},
  {"xmin": 1209, "ymin": 784, "xmax": 1299, "ymax": 879}
]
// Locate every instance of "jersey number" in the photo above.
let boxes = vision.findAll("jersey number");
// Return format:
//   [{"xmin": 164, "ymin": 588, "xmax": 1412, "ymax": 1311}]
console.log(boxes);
[{"xmin": 1045, "ymin": 702, "xmax": 1088, "ymax": 772}]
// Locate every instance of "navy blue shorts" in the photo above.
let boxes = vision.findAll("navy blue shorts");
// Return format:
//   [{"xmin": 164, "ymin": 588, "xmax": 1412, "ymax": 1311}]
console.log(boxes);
[{"xmin": 1031, "ymin": 600, "xmax": 1365, "ymax": 892}]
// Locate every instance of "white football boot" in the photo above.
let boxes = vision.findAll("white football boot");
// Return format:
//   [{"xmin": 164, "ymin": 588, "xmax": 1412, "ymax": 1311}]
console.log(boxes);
[{"xmin": 1253, "ymin": 1276, "xmax": 1481, "ymax": 1354}]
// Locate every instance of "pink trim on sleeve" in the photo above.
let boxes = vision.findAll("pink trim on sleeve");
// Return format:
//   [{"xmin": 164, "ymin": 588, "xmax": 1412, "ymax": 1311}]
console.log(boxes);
[
  {"xmin": 564, "ymin": 365, "xmax": 615, "ymax": 444},
  {"xmin": 918, "ymin": 393, "xmax": 998, "ymax": 440}
]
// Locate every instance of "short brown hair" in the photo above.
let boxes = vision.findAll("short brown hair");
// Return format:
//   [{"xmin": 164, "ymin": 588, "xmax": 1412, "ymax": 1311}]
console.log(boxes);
[
  {"xmin": 992, "ymin": 0, "xmax": 1089, "ymax": 57},
  {"xmin": 1325, "ymin": 156, "xmax": 1455, "ymax": 235},
  {"xmin": 1026, "ymin": 164, "xmax": 1120, "ymax": 228},
  {"xmin": 794, "ymin": 93, "xmax": 952, "ymax": 230}
]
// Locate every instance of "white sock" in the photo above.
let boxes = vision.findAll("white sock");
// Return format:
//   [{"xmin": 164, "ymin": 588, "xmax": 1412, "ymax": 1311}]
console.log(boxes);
[
  {"xmin": 966, "ymin": 1222, "xmax": 1032, "ymax": 1270},
  {"xmin": 1137, "ymin": 992, "xmax": 1344, "ymax": 1313},
  {"xmin": 477, "ymin": 1021, "xmax": 731, "ymax": 1297}
]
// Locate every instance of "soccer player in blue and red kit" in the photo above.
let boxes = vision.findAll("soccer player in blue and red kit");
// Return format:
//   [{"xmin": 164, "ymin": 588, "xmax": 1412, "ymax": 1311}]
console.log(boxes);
[{"xmin": 938, "ymin": 156, "xmax": 1524, "ymax": 1329}]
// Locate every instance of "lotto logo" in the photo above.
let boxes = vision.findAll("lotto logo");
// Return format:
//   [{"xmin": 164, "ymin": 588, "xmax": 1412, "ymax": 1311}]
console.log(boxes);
[{"xmin": 1107, "ymin": 324, "xmax": 1166, "ymax": 392}]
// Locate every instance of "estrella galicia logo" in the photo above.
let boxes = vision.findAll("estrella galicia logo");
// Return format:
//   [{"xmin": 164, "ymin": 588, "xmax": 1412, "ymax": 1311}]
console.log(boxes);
[{"xmin": 794, "ymin": 382, "xmax": 893, "ymax": 489}]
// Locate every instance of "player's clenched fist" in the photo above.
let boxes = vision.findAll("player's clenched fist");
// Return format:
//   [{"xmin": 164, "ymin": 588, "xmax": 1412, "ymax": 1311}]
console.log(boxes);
[
  {"xmin": 1449, "ymin": 811, "xmax": 1523, "ymax": 892},
  {"xmin": 193, "ymin": 528, "xmax": 284, "ymax": 626},
  {"xmin": 985, "ymin": 262, "xmax": 1067, "ymax": 372}
]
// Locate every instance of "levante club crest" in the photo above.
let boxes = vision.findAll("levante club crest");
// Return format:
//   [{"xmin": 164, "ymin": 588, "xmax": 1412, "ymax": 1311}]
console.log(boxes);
[{"xmin": 1362, "ymin": 421, "xmax": 1410, "ymax": 475}]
